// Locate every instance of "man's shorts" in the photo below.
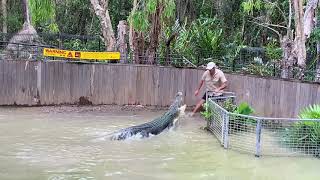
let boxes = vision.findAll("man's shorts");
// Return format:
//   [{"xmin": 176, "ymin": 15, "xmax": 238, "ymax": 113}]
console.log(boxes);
[{"xmin": 201, "ymin": 91, "xmax": 223, "ymax": 100}]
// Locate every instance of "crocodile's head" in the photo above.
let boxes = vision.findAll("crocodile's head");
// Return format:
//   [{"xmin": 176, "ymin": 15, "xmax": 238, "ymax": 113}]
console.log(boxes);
[
  {"xmin": 171, "ymin": 103, "xmax": 187, "ymax": 128},
  {"xmin": 178, "ymin": 104, "xmax": 187, "ymax": 115},
  {"xmin": 173, "ymin": 91, "xmax": 183, "ymax": 107},
  {"xmin": 171, "ymin": 92, "xmax": 187, "ymax": 117}
]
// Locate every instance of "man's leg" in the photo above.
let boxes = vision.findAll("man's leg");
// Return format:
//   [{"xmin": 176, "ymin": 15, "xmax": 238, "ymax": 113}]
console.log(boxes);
[
  {"xmin": 191, "ymin": 93, "xmax": 207, "ymax": 116},
  {"xmin": 192, "ymin": 99, "xmax": 205, "ymax": 114}
]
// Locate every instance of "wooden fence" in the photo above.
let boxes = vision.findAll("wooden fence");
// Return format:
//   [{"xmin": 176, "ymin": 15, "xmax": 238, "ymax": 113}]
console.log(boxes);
[{"xmin": 0, "ymin": 60, "xmax": 320, "ymax": 118}]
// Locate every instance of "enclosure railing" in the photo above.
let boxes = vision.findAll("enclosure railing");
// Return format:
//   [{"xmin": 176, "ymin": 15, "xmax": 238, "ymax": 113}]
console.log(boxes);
[{"xmin": 206, "ymin": 93, "xmax": 320, "ymax": 158}]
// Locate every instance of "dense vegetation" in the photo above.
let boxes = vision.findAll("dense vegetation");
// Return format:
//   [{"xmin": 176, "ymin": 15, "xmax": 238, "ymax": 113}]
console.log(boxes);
[
  {"xmin": 201, "ymin": 99, "xmax": 255, "ymax": 133},
  {"xmin": 1, "ymin": 0, "xmax": 320, "ymax": 81},
  {"xmin": 283, "ymin": 104, "xmax": 320, "ymax": 156}
]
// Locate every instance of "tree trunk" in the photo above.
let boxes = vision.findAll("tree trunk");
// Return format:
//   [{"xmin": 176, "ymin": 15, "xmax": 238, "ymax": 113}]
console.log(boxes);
[
  {"xmin": 293, "ymin": 0, "xmax": 307, "ymax": 78},
  {"xmin": 165, "ymin": 33, "xmax": 177, "ymax": 65},
  {"xmin": 315, "ymin": 3, "xmax": 320, "ymax": 82},
  {"xmin": 146, "ymin": 2, "xmax": 164, "ymax": 64},
  {"xmin": 22, "ymin": 0, "xmax": 31, "ymax": 25},
  {"xmin": 280, "ymin": 36, "xmax": 295, "ymax": 78},
  {"xmin": 133, "ymin": 32, "xmax": 144, "ymax": 64},
  {"xmin": 117, "ymin": 20, "xmax": 128, "ymax": 63},
  {"xmin": 129, "ymin": 0, "xmax": 137, "ymax": 52},
  {"xmin": 5, "ymin": 0, "xmax": 40, "ymax": 60},
  {"xmin": 315, "ymin": 42, "xmax": 320, "ymax": 82},
  {"xmin": 175, "ymin": 0, "xmax": 196, "ymax": 23},
  {"xmin": 130, "ymin": 0, "xmax": 142, "ymax": 64},
  {"xmin": 90, "ymin": 0, "xmax": 116, "ymax": 51},
  {"xmin": 1, "ymin": 0, "xmax": 7, "ymax": 40},
  {"xmin": 304, "ymin": 0, "xmax": 319, "ymax": 38}
]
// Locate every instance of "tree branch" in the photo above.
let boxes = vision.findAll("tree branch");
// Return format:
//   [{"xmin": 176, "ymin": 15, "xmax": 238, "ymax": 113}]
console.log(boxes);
[
  {"xmin": 288, "ymin": 0, "xmax": 292, "ymax": 37},
  {"xmin": 261, "ymin": 22, "xmax": 288, "ymax": 29},
  {"xmin": 263, "ymin": 0, "xmax": 287, "ymax": 23},
  {"xmin": 249, "ymin": 20, "xmax": 282, "ymax": 39}
]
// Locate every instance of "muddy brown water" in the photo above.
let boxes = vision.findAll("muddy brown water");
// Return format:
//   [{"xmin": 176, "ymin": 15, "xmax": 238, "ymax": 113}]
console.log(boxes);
[{"xmin": 0, "ymin": 106, "xmax": 319, "ymax": 180}]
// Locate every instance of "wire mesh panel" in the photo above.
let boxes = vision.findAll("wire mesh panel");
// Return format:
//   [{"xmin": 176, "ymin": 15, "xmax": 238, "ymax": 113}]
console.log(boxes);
[
  {"xmin": 208, "ymin": 91, "xmax": 236, "ymax": 105},
  {"xmin": 260, "ymin": 118, "xmax": 320, "ymax": 157},
  {"xmin": 227, "ymin": 113, "xmax": 258, "ymax": 154},
  {"xmin": 207, "ymin": 99, "xmax": 226, "ymax": 144},
  {"xmin": 206, "ymin": 93, "xmax": 236, "ymax": 146},
  {"xmin": 206, "ymin": 99, "xmax": 320, "ymax": 157},
  {"xmin": 1, "ymin": 41, "xmax": 51, "ymax": 60}
]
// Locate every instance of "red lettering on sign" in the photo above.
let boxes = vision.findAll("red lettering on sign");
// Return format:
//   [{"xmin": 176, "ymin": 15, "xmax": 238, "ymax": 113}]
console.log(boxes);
[
  {"xmin": 67, "ymin": 52, "xmax": 73, "ymax": 58},
  {"xmin": 75, "ymin": 52, "xmax": 81, "ymax": 58}
]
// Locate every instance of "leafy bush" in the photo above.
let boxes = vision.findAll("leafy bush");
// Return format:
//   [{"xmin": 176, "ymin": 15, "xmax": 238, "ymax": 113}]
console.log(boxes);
[
  {"xmin": 202, "ymin": 99, "xmax": 256, "ymax": 133},
  {"xmin": 242, "ymin": 62, "xmax": 276, "ymax": 77},
  {"xmin": 174, "ymin": 17, "xmax": 225, "ymax": 65},
  {"xmin": 221, "ymin": 99, "xmax": 237, "ymax": 112},
  {"xmin": 226, "ymin": 101, "xmax": 256, "ymax": 132},
  {"xmin": 283, "ymin": 104, "xmax": 320, "ymax": 156},
  {"xmin": 200, "ymin": 102, "xmax": 213, "ymax": 120},
  {"xmin": 265, "ymin": 40, "xmax": 282, "ymax": 62},
  {"xmin": 234, "ymin": 102, "xmax": 254, "ymax": 115}
]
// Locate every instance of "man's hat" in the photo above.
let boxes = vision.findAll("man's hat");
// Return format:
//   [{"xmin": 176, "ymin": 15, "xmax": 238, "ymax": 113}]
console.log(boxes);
[{"xmin": 206, "ymin": 62, "xmax": 217, "ymax": 70}]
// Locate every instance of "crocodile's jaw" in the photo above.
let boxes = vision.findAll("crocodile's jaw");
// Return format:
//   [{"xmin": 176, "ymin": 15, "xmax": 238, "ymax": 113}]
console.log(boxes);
[{"xmin": 178, "ymin": 104, "xmax": 187, "ymax": 116}]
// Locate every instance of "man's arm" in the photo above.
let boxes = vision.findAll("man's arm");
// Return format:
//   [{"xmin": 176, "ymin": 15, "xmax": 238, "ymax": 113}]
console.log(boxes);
[
  {"xmin": 195, "ymin": 80, "xmax": 204, "ymax": 96},
  {"xmin": 216, "ymin": 81, "xmax": 227, "ymax": 92},
  {"xmin": 216, "ymin": 71, "xmax": 227, "ymax": 92}
]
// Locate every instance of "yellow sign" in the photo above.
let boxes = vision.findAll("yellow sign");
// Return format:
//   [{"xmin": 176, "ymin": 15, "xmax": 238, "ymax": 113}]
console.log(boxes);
[{"xmin": 43, "ymin": 48, "xmax": 120, "ymax": 60}]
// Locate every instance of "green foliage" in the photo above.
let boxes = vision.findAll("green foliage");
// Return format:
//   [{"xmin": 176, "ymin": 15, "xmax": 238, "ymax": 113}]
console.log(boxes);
[
  {"xmin": 200, "ymin": 102, "xmax": 213, "ymax": 120},
  {"xmin": 222, "ymin": 39, "xmax": 245, "ymax": 70},
  {"xmin": 265, "ymin": 40, "xmax": 282, "ymax": 62},
  {"xmin": 55, "ymin": 0, "xmax": 101, "ymax": 35},
  {"xmin": 3, "ymin": 0, "xmax": 316, "ymax": 80},
  {"xmin": 221, "ymin": 100, "xmax": 256, "ymax": 132},
  {"xmin": 174, "ymin": 17, "xmax": 224, "ymax": 65},
  {"xmin": 146, "ymin": 0, "xmax": 157, "ymax": 13},
  {"xmin": 242, "ymin": 62, "xmax": 275, "ymax": 76},
  {"xmin": 129, "ymin": 0, "xmax": 175, "ymax": 32},
  {"xmin": 162, "ymin": 0, "xmax": 175, "ymax": 19},
  {"xmin": 310, "ymin": 27, "xmax": 320, "ymax": 43},
  {"xmin": 63, "ymin": 39, "xmax": 101, "ymax": 51},
  {"xmin": 283, "ymin": 104, "xmax": 320, "ymax": 156},
  {"xmin": 299, "ymin": 104, "xmax": 320, "ymax": 119},
  {"xmin": 222, "ymin": 99, "xmax": 237, "ymax": 112},
  {"xmin": 130, "ymin": 11, "xmax": 149, "ymax": 32},
  {"xmin": 29, "ymin": 0, "xmax": 58, "ymax": 33},
  {"xmin": 201, "ymin": 99, "xmax": 255, "ymax": 130},
  {"xmin": 221, "ymin": 100, "xmax": 255, "ymax": 117},
  {"xmin": 234, "ymin": 102, "xmax": 255, "ymax": 115},
  {"xmin": 3, "ymin": 0, "xmax": 24, "ymax": 33},
  {"xmin": 241, "ymin": 0, "xmax": 263, "ymax": 15}
]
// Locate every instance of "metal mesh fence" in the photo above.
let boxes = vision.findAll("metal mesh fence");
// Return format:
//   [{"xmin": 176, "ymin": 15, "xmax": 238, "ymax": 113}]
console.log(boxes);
[
  {"xmin": 227, "ymin": 113, "xmax": 258, "ymax": 154},
  {"xmin": 0, "ymin": 32, "xmax": 102, "ymax": 61},
  {"xmin": 206, "ymin": 92, "xmax": 236, "ymax": 147},
  {"xmin": 207, "ymin": 96, "xmax": 320, "ymax": 158},
  {"xmin": 0, "ymin": 41, "xmax": 53, "ymax": 60},
  {"xmin": 206, "ymin": 99, "xmax": 226, "ymax": 145},
  {"xmin": 1, "ymin": 32, "xmax": 319, "ymax": 82},
  {"xmin": 260, "ymin": 118, "xmax": 320, "ymax": 157}
]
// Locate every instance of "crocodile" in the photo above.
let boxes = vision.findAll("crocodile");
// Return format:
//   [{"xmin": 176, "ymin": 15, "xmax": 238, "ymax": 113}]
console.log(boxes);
[{"xmin": 110, "ymin": 92, "xmax": 186, "ymax": 140}]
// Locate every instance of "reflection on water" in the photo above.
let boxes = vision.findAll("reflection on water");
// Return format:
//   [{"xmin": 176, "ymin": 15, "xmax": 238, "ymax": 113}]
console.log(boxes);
[{"xmin": 0, "ymin": 107, "xmax": 319, "ymax": 180}]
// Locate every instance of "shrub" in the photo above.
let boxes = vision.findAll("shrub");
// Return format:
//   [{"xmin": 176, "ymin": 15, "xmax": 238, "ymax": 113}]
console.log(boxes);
[
  {"xmin": 202, "ymin": 99, "xmax": 255, "ymax": 133},
  {"xmin": 283, "ymin": 104, "xmax": 320, "ymax": 156}
]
